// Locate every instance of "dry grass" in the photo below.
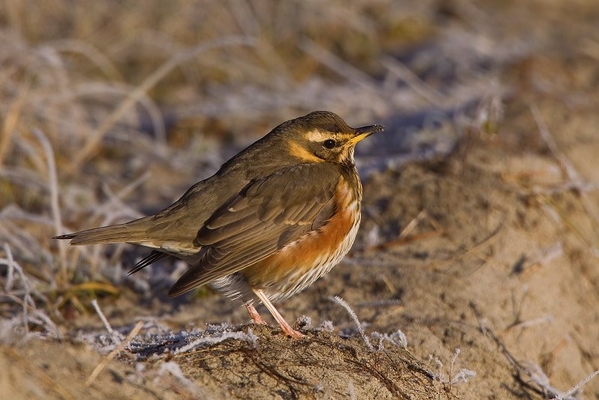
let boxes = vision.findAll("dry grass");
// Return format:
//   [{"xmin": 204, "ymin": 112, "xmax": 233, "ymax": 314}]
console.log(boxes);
[
  {"xmin": 0, "ymin": 0, "xmax": 503, "ymax": 324},
  {"xmin": 4, "ymin": 1, "xmax": 599, "ymax": 399}
]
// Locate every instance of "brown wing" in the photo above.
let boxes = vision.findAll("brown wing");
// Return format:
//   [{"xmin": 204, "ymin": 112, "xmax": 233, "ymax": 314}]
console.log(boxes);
[{"xmin": 168, "ymin": 163, "xmax": 340, "ymax": 297}]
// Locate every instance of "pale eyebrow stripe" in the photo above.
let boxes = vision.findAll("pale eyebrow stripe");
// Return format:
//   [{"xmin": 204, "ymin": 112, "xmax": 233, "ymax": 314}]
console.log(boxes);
[
  {"xmin": 305, "ymin": 129, "xmax": 329, "ymax": 142},
  {"xmin": 306, "ymin": 129, "xmax": 346, "ymax": 143}
]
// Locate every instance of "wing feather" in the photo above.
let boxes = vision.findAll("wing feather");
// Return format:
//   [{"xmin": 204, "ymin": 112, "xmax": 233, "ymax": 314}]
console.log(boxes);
[{"xmin": 169, "ymin": 164, "xmax": 340, "ymax": 297}]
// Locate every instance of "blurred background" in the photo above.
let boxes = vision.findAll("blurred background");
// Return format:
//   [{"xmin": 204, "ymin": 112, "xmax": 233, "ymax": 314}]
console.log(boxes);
[
  {"xmin": 1, "ymin": 1, "xmax": 599, "ymax": 397},
  {"xmin": 0, "ymin": 0, "xmax": 516, "ymax": 313},
  {"xmin": 1, "ymin": 0, "xmax": 598, "ymax": 345}
]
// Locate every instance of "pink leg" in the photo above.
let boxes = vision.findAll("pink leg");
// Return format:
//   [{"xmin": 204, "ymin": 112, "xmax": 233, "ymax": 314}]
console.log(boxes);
[
  {"xmin": 245, "ymin": 303, "xmax": 268, "ymax": 325},
  {"xmin": 253, "ymin": 289, "xmax": 305, "ymax": 339}
]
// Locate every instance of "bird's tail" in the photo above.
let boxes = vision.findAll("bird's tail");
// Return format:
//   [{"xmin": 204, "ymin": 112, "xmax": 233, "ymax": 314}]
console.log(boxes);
[{"xmin": 53, "ymin": 217, "xmax": 152, "ymax": 245}]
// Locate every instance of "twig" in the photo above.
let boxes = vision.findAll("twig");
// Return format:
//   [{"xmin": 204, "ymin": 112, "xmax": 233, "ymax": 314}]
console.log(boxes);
[{"xmin": 86, "ymin": 320, "xmax": 143, "ymax": 386}]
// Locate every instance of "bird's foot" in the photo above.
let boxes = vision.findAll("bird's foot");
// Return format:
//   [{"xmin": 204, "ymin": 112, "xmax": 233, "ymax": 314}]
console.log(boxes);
[
  {"xmin": 245, "ymin": 303, "xmax": 268, "ymax": 325},
  {"xmin": 280, "ymin": 324, "xmax": 305, "ymax": 339},
  {"xmin": 252, "ymin": 289, "xmax": 305, "ymax": 339}
]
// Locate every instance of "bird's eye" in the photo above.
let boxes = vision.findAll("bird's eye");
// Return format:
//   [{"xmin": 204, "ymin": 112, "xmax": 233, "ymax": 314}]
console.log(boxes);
[{"xmin": 323, "ymin": 139, "xmax": 336, "ymax": 149}]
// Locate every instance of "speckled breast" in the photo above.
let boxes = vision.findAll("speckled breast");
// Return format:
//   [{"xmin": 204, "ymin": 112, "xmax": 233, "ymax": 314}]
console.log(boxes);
[{"xmin": 245, "ymin": 173, "xmax": 362, "ymax": 302}]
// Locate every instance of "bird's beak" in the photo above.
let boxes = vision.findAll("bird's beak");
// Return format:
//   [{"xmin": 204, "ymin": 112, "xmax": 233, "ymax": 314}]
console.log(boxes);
[{"xmin": 351, "ymin": 124, "xmax": 385, "ymax": 144}]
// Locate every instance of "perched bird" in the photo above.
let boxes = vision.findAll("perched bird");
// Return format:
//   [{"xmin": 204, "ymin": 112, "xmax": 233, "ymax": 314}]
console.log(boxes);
[{"xmin": 55, "ymin": 111, "xmax": 384, "ymax": 338}]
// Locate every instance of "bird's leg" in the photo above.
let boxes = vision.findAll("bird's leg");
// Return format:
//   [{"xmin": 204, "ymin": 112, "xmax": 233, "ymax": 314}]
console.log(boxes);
[
  {"xmin": 245, "ymin": 302, "xmax": 268, "ymax": 325},
  {"xmin": 253, "ymin": 289, "xmax": 305, "ymax": 339}
]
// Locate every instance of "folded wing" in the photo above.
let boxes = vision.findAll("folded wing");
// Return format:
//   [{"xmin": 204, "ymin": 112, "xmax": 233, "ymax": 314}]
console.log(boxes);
[{"xmin": 168, "ymin": 163, "xmax": 339, "ymax": 297}]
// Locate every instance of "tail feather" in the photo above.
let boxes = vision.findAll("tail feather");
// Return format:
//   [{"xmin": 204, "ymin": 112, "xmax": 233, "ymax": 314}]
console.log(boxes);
[
  {"xmin": 53, "ymin": 218, "xmax": 152, "ymax": 245},
  {"xmin": 127, "ymin": 250, "xmax": 168, "ymax": 275}
]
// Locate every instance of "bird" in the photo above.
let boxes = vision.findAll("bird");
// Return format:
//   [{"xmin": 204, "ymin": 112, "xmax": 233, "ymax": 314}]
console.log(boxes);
[{"xmin": 54, "ymin": 111, "xmax": 384, "ymax": 338}]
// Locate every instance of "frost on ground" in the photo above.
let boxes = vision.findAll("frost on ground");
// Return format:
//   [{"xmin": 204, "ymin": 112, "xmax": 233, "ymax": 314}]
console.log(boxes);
[{"xmin": 2, "ymin": 1, "xmax": 599, "ymax": 399}]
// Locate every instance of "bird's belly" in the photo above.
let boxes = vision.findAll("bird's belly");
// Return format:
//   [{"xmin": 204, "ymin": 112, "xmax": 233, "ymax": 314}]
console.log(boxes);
[{"xmin": 243, "ymin": 199, "xmax": 361, "ymax": 302}]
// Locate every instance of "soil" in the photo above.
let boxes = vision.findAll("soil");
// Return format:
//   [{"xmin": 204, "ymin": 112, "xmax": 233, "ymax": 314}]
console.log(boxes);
[
  {"xmin": 5, "ymin": 95, "xmax": 599, "ymax": 398},
  {"xmin": 2, "ymin": 1, "xmax": 599, "ymax": 399}
]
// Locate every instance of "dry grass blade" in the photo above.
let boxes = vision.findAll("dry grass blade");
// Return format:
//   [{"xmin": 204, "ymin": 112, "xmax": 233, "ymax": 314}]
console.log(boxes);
[
  {"xmin": 471, "ymin": 303, "xmax": 599, "ymax": 399},
  {"xmin": 530, "ymin": 104, "xmax": 599, "ymax": 249},
  {"xmin": 331, "ymin": 295, "xmax": 374, "ymax": 352},
  {"xmin": 86, "ymin": 320, "xmax": 144, "ymax": 386},
  {"xmin": 30, "ymin": 128, "xmax": 67, "ymax": 280},
  {"xmin": 68, "ymin": 36, "xmax": 257, "ymax": 172},
  {"xmin": 49, "ymin": 39, "xmax": 124, "ymax": 81},
  {"xmin": 1, "ymin": 244, "xmax": 59, "ymax": 341},
  {"xmin": 0, "ymin": 80, "xmax": 29, "ymax": 166},
  {"xmin": 299, "ymin": 38, "xmax": 379, "ymax": 93},
  {"xmin": 381, "ymin": 56, "xmax": 447, "ymax": 107},
  {"xmin": 558, "ymin": 369, "xmax": 599, "ymax": 399},
  {"xmin": 91, "ymin": 299, "xmax": 122, "ymax": 344},
  {"xmin": 67, "ymin": 282, "xmax": 120, "ymax": 296},
  {"xmin": 1, "ymin": 2, "xmax": 597, "ymax": 398}
]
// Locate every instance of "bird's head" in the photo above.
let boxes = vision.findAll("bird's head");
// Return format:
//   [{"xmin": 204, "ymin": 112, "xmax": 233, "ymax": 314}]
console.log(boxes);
[{"xmin": 277, "ymin": 111, "xmax": 384, "ymax": 166}]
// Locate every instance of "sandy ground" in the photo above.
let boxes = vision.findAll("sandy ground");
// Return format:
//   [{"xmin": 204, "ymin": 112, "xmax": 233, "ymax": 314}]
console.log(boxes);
[
  {"xmin": 2, "ymin": 1, "xmax": 599, "ymax": 399},
  {"xmin": 4, "ymin": 93, "xmax": 599, "ymax": 399}
]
